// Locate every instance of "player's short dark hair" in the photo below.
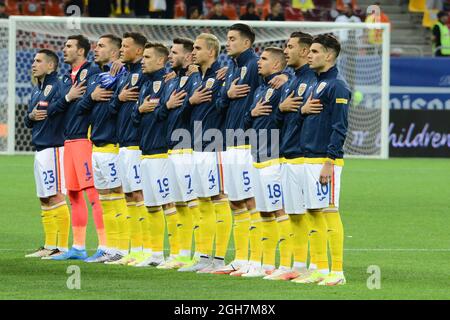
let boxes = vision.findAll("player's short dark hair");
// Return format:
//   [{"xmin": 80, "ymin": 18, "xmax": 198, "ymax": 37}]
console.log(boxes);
[
  {"xmin": 188, "ymin": 6, "xmax": 200, "ymax": 17},
  {"xmin": 145, "ymin": 42, "xmax": 170, "ymax": 62},
  {"xmin": 290, "ymin": 31, "xmax": 313, "ymax": 47},
  {"xmin": 263, "ymin": 47, "xmax": 287, "ymax": 69},
  {"xmin": 312, "ymin": 33, "xmax": 341, "ymax": 58},
  {"xmin": 123, "ymin": 32, "xmax": 147, "ymax": 48},
  {"xmin": 246, "ymin": 2, "xmax": 255, "ymax": 10},
  {"xmin": 37, "ymin": 49, "xmax": 59, "ymax": 71},
  {"xmin": 173, "ymin": 37, "xmax": 194, "ymax": 52},
  {"xmin": 67, "ymin": 35, "xmax": 91, "ymax": 58},
  {"xmin": 228, "ymin": 23, "xmax": 256, "ymax": 45},
  {"xmin": 100, "ymin": 34, "xmax": 122, "ymax": 49}
]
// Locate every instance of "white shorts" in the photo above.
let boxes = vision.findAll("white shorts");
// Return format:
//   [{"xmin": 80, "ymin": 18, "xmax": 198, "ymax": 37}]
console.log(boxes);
[
  {"xmin": 118, "ymin": 147, "xmax": 142, "ymax": 193},
  {"xmin": 141, "ymin": 157, "xmax": 175, "ymax": 207},
  {"xmin": 192, "ymin": 151, "xmax": 224, "ymax": 198},
  {"xmin": 281, "ymin": 162, "xmax": 306, "ymax": 214},
  {"xmin": 92, "ymin": 151, "xmax": 121, "ymax": 190},
  {"xmin": 222, "ymin": 147, "xmax": 254, "ymax": 201},
  {"xmin": 252, "ymin": 163, "xmax": 283, "ymax": 212},
  {"xmin": 303, "ymin": 163, "xmax": 342, "ymax": 210},
  {"xmin": 34, "ymin": 147, "xmax": 66, "ymax": 198},
  {"xmin": 169, "ymin": 151, "xmax": 197, "ymax": 202}
]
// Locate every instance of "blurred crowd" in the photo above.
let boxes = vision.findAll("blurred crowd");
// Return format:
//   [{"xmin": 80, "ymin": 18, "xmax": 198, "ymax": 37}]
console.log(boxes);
[
  {"xmin": 0, "ymin": 0, "xmax": 390, "ymax": 21},
  {"xmin": 0, "ymin": 1, "xmax": 449, "ymax": 22},
  {"xmin": 1, "ymin": 1, "xmax": 449, "ymax": 56}
]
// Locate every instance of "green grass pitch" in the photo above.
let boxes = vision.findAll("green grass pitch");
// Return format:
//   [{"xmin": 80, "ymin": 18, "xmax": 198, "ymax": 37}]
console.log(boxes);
[{"xmin": 1, "ymin": 155, "xmax": 449, "ymax": 300}]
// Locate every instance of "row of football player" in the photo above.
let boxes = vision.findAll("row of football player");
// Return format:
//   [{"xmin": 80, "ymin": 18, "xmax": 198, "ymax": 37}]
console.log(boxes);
[{"xmin": 24, "ymin": 23, "xmax": 350, "ymax": 286}]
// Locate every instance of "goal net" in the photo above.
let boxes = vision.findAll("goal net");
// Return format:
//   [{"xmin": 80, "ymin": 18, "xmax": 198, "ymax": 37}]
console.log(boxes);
[
  {"xmin": 0, "ymin": 20, "xmax": 8, "ymax": 154},
  {"xmin": 2, "ymin": 17, "xmax": 390, "ymax": 158}
]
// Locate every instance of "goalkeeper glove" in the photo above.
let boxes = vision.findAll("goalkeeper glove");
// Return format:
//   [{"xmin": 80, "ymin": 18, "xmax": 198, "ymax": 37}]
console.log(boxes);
[{"xmin": 98, "ymin": 65, "xmax": 126, "ymax": 89}]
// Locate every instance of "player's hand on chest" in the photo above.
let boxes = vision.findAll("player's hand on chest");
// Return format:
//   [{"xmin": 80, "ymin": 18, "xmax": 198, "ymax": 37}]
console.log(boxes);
[
  {"xmin": 312, "ymin": 81, "xmax": 330, "ymax": 102},
  {"xmin": 227, "ymin": 76, "xmax": 250, "ymax": 99}
]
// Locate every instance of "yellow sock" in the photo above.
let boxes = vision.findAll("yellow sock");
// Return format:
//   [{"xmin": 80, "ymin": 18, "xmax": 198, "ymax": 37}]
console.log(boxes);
[
  {"xmin": 147, "ymin": 206, "xmax": 165, "ymax": 253},
  {"xmin": 124, "ymin": 0, "xmax": 130, "ymax": 14},
  {"xmin": 111, "ymin": 193, "xmax": 129, "ymax": 252},
  {"xmin": 324, "ymin": 211, "xmax": 344, "ymax": 272},
  {"xmin": 233, "ymin": 208, "xmax": 250, "ymax": 261},
  {"xmin": 99, "ymin": 195, "xmax": 119, "ymax": 251},
  {"xmin": 198, "ymin": 198, "xmax": 216, "ymax": 256},
  {"xmin": 309, "ymin": 240, "xmax": 318, "ymax": 269},
  {"xmin": 213, "ymin": 198, "xmax": 232, "ymax": 258},
  {"xmin": 127, "ymin": 202, "xmax": 143, "ymax": 252},
  {"xmin": 261, "ymin": 216, "xmax": 278, "ymax": 267},
  {"xmin": 53, "ymin": 202, "xmax": 70, "ymax": 251},
  {"xmin": 276, "ymin": 215, "xmax": 293, "ymax": 268},
  {"xmin": 307, "ymin": 210, "xmax": 329, "ymax": 271},
  {"xmin": 115, "ymin": 0, "xmax": 121, "ymax": 14},
  {"xmin": 41, "ymin": 206, "xmax": 58, "ymax": 249},
  {"xmin": 176, "ymin": 203, "xmax": 193, "ymax": 254},
  {"xmin": 137, "ymin": 202, "xmax": 152, "ymax": 252},
  {"xmin": 189, "ymin": 201, "xmax": 201, "ymax": 255},
  {"xmin": 164, "ymin": 207, "xmax": 180, "ymax": 256},
  {"xmin": 289, "ymin": 214, "xmax": 310, "ymax": 266},
  {"xmin": 249, "ymin": 209, "xmax": 262, "ymax": 263}
]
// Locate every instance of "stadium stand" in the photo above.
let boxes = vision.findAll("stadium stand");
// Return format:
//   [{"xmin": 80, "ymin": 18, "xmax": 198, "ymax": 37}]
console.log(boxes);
[{"xmin": 0, "ymin": 0, "xmax": 449, "ymax": 56}]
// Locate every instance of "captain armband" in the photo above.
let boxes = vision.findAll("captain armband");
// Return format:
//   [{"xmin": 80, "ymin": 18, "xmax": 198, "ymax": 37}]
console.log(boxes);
[{"xmin": 335, "ymin": 98, "xmax": 348, "ymax": 104}]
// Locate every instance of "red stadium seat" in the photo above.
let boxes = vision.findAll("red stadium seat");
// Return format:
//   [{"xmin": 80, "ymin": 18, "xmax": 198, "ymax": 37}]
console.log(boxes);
[
  {"xmin": 336, "ymin": 0, "xmax": 359, "ymax": 11},
  {"xmin": 239, "ymin": 5, "xmax": 245, "ymax": 16},
  {"xmin": 204, "ymin": 0, "xmax": 214, "ymax": 13},
  {"xmin": 285, "ymin": 6, "xmax": 304, "ymax": 21},
  {"xmin": 5, "ymin": 0, "xmax": 21, "ymax": 15},
  {"xmin": 45, "ymin": 0, "xmax": 65, "ymax": 16},
  {"xmin": 223, "ymin": 2, "xmax": 239, "ymax": 20}
]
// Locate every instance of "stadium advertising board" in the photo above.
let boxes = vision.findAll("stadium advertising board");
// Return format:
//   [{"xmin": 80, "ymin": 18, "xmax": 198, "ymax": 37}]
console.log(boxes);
[
  {"xmin": 390, "ymin": 57, "xmax": 450, "ymax": 111},
  {"xmin": 389, "ymin": 58, "xmax": 450, "ymax": 157},
  {"xmin": 389, "ymin": 110, "xmax": 450, "ymax": 157}
]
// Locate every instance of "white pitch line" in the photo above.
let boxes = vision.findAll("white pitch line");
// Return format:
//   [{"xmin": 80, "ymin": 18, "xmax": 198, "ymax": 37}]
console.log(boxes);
[
  {"xmin": 1, "ymin": 248, "xmax": 450, "ymax": 252},
  {"xmin": 345, "ymin": 248, "xmax": 450, "ymax": 252}
]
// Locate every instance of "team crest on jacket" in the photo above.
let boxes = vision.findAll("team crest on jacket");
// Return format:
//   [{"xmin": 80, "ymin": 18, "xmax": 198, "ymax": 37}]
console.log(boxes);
[
  {"xmin": 79, "ymin": 69, "xmax": 88, "ymax": 82},
  {"xmin": 316, "ymin": 82, "xmax": 327, "ymax": 94},
  {"xmin": 297, "ymin": 83, "xmax": 307, "ymax": 97},
  {"xmin": 264, "ymin": 88, "xmax": 274, "ymax": 102},
  {"xmin": 43, "ymin": 85, "xmax": 53, "ymax": 97},
  {"xmin": 240, "ymin": 66, "xmax": 247, "ymax": 80},
  {"xmin": 205, "ymin": 78, "xmax": 215, "ymax": 89},
  {"xmin": 153, "ymin": 81, "xmax": 162, "ymax": 93},
  {"xmin": 179, "ymin": 76, "xmax": 188, "ymax": 88},
  {"xmin": 131, "ymin": 73, "xmax": 139, "ymax": 86}
]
